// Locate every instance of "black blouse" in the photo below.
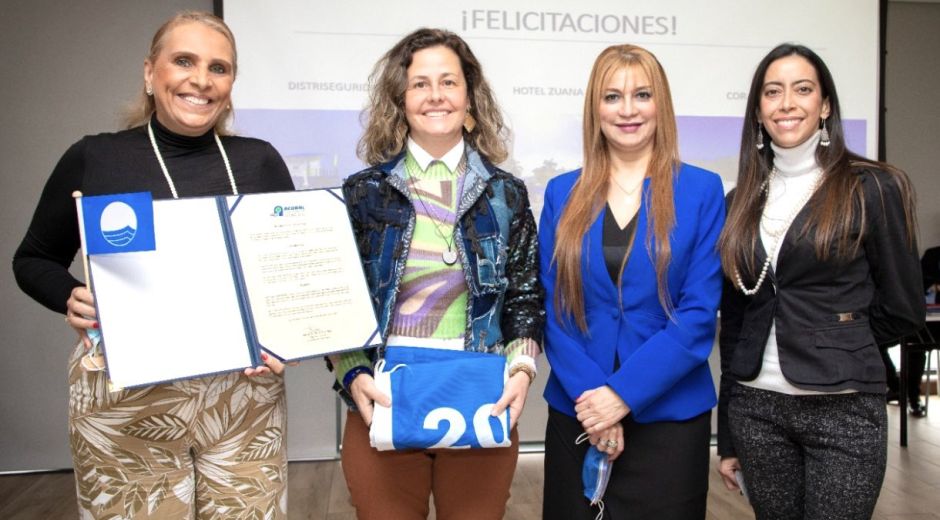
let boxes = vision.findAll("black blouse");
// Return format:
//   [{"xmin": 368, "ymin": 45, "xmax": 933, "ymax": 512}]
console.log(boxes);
[
  {"xmin": 602, "ymin": 202, "xmax": 638, "ymax": 283},
  {"xmin": 12, "ymin": 116, "xmax": 293, "ymax": 313}
]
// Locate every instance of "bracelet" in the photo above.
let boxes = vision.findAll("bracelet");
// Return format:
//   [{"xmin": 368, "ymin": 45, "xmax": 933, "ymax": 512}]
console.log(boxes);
[
  {"xmin": 342, "ymin": 366, "xmax": 373, "ymax": 393},
  {"xmin": 508, "ymin": 362, "xmax": 536, "ymax": 384}
]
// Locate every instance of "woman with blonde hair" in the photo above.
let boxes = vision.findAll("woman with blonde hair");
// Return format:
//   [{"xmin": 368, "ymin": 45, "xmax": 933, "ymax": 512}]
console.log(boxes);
[
  {"xmin": 330, "ymin": 28, "xmax": 544, "ymax": 519},
  {"xmin": 13, "ymin": 11, "xmax": 292, "ymax": 518},
  {"xmin": 540, "ymin": 44, "xmax": 724, "ymax": 519}
]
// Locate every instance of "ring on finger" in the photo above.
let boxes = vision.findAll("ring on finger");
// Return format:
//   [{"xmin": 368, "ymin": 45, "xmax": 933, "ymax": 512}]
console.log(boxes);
[{"xmin": 605, "ymin": 439, "xmax": 618, "ymax": 448}]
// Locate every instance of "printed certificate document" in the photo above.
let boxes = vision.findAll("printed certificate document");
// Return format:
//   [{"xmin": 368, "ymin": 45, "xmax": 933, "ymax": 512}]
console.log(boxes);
[{"xmin": 83, "ymin": 189, "xmax": 379, "ymax": 388}]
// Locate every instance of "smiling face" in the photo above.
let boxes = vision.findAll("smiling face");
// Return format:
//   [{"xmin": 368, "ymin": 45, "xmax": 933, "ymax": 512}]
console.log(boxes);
[
  {"xmin": 759, "ymin": 54, "xmax": 831, "ymax": 149},
  {"xmin": 598, "ymin": 66, "xmax": 657, "ymax": 160},
  {"xmin": 144, "ymin": 22, "xmax": 235, "ymax": 136},
  {"xmin": 403, "ymin": 45, "xmax": 469, "ymax": 157}
]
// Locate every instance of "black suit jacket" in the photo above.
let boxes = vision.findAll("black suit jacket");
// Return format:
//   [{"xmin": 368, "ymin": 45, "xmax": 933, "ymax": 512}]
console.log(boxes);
[{"xmin": 717, "ymin": 167, "xmax": 925, "ymax": 457}]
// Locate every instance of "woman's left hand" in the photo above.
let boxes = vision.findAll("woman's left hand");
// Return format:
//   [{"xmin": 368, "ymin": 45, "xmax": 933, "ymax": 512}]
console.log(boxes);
[
  {"xmin": 244, "ymin": 351, "xmax": 291, "ymax": 377},
  {"xmin": 575, "ymin": 386, "xmax": 631, "ymax": 434},
  {"xmin": 491, "ymin": 371, "xmax": 531, "ymax": 430},
  {"xmin": 589, "ymin": 423, "xmax": 625, "ymax": 462},
  {"xmin": 717, "ymin": 457, "xmax": 743, "ymax": 492}
]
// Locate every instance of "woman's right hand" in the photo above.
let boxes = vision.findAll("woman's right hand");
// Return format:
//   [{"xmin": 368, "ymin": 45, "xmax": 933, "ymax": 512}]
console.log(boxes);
[
  {"xmin": 65, "ymin": 286, "xmax": 97, "ymax": 350},
  {"xmin": 349, "ymin": 373, "xmax": 391, "ymax": 426},
  {"xmin": 718, "ymin": 456, "xmax": 742, "ymax": 492}
]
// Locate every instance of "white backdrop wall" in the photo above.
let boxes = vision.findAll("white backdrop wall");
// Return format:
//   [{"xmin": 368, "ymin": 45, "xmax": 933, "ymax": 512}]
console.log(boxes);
[
  {"xmin": 3, "ymin": 0, "xmax": 939, "ymax": 472},
  {"xmin": 222, "ymin": 0, "xmax": 882, "ymax": 445},
  {"xmin": 224, "ymin": 0, "xmax": 882, "ymax": 209}
]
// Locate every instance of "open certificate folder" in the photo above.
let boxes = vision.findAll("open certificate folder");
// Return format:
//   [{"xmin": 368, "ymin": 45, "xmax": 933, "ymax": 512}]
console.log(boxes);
[{"xmin": 79, "ymin": 189, "xmax": 380, "ymax": 388}]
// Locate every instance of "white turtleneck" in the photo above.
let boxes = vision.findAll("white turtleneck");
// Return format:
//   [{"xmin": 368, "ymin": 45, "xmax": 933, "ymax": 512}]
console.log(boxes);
[
  {"xmin": 741, "ymin": 131, "xmax": 853, "ymax": 396},
  {"xmin": 761, "ymin": 130, "xmax": 823, "ymax": 269}
]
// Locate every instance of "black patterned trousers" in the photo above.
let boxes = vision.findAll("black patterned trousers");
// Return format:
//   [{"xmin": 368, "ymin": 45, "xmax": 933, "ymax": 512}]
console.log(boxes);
[{"xmin": 728, "ymin": 384, "xmax": 887, "ymax": 520}]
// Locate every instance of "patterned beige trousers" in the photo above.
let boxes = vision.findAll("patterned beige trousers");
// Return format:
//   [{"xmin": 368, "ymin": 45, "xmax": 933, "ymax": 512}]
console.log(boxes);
[{"xmin": 67, "ymin": 342, "xmax": 288, "ymax": 519}]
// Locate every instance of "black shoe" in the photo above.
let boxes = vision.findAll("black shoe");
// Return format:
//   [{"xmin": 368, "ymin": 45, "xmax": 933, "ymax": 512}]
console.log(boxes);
[
  {"xmin": 910, "ymin": 400, "xmax": 927, "ymax": 417},
  {"xmin": 886, "ymin": 389, "xmax": 899, "ymax": 404}
]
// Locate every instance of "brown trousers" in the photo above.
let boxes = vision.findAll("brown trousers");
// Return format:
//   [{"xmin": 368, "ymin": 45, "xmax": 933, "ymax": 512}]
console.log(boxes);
[
  {"xmin": 341, "ymin": 411, "xmax": 519, "ymax": 520},
  {"xmin": 67, "ymin": 342, "xmax": 288, "ymax": 519}
]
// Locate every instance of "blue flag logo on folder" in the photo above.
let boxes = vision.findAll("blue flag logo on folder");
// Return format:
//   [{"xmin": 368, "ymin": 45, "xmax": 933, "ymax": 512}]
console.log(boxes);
[{"xmin": 81, "ymin": 192, "xmax": 156, "ymax": 255}]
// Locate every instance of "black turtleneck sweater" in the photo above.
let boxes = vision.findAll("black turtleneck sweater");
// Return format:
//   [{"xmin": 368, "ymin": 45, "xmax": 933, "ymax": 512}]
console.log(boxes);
[{"xmin": 13, "ymin": 117, "xmax": 294, "ymax": 314}]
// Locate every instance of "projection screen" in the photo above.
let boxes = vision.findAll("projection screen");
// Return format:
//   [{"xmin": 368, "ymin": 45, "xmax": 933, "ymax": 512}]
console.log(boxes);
[{"xmin": 223, "ymin": 0, "xmax": 880, "ymax": 455}]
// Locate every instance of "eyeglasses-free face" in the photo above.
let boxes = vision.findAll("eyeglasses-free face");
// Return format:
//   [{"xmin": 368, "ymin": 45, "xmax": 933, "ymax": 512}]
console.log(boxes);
[
  {"xmin": 598, "ymin": 66, "xmax": 658, "ymax": 161},
  {"xmin": 144, "ymin": 22, "xmax": 235, "ymax": 137},
  {"xmin": 759, "ymin": 54, "xmax": 831, "ymax": 149},
  {"xmin": 403, "ymin": 45, "xmax": 470, "ymax": 157}
]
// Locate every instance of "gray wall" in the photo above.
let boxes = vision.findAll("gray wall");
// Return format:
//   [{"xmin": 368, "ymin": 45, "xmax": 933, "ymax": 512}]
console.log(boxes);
[
  {"xmin": 885, "ymin": 1, "xmax": 940, "ymax": 249},
  {"xmin": 2, "ymin": 0, "xmax": 939, "ymax": 472},
  {"xmin": 0, "ymin": 0, "xmax": 338, "ymax": 472}
]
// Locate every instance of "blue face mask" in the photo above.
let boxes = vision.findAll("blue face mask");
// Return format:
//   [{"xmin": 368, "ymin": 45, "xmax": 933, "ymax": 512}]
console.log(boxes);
[
  {"xmin": 576, "ymin": 433, "xmax": 613, "ymax": 513},
  {"xmin": 582, "ymin": 445, "xmax": 612, "ymax": 505}
]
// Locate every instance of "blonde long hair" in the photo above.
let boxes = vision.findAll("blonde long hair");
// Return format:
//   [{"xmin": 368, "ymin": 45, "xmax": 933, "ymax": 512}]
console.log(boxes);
[
  {"xmin": 123, "ymin": 11, "xmax": 237, "ymax": 135},
  {"xmin": 553, "ymin": 45, "xmax": 680, "ymax": 332}
]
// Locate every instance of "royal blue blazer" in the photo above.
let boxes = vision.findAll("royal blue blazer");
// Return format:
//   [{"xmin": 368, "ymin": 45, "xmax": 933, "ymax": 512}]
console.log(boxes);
[{"xmin": 540, "ymin": 163, "xmax": 725, "ymax": 422}]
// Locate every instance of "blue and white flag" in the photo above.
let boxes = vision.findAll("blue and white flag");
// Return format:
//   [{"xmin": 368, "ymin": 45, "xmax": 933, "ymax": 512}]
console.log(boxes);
[
  {"xmin": 79, "ymin": 192, "xmax": 156, "ymax": 255},
  {"xmin": 370, "ymin": 347, "xmax": 511, "ymax": 450}
]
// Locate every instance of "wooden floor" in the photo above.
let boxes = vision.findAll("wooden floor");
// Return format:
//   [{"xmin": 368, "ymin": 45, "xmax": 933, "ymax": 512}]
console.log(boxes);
[{"xmin": 3, "ymin": 400, "xmax": 939, "ymax": 519}]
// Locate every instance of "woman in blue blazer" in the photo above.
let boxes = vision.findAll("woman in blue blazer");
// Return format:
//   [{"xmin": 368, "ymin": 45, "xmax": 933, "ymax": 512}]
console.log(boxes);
[{"xmin": 540, "ymin": 44, "xmax": 725, "ymax": 519}]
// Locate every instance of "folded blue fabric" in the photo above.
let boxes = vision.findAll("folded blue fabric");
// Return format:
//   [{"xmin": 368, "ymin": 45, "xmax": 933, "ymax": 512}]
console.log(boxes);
[
  {"xmin": 370, "ymin": 346, "xmax": 511, "ymax": 450},
  {"xmin": 582, "ymin": 445, "xmax": 612, "ymax": 505}
]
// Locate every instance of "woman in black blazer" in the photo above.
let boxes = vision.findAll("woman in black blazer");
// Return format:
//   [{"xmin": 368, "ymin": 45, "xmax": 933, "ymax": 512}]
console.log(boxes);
[{"xmin": 716, "ymin": 44, "xmax": 924, "ymax": 520}]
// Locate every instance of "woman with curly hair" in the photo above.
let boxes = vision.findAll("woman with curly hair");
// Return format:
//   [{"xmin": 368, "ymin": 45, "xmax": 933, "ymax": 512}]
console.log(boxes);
[{"xmin": 329, "ymin": 28, "xmax": 544, "ymax": 519}]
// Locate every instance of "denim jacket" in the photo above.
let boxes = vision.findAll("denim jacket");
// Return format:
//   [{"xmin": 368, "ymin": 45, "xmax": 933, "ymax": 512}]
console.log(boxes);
[{"xmin": 342, "ymin": 146, "xmax": 545, "ymax": 360}]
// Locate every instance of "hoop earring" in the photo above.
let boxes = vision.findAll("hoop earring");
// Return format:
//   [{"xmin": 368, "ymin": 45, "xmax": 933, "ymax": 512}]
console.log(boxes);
[
  {"xmin": 755, "ymin": 122, "xmax": 764, "ymax": 150},
  {"xmin": 819, "ymin": 118, "xmax": 831, "ymax": 147}
]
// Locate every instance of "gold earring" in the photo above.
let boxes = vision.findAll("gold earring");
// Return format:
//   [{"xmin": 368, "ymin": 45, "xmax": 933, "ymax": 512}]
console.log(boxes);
[{"xmin": 464, "ymin": 109, "xmax": 476, "ymax": 133}]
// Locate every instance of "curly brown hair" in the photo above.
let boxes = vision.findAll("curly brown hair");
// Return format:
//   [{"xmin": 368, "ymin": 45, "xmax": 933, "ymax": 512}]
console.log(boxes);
[{"xmin": 358, "ymin": 28, "xmax": 508, "ymax": 165}]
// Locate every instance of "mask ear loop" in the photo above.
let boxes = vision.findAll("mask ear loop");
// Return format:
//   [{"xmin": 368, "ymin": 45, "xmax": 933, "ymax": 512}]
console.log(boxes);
[{"xmin": 574, "ymin": 432, "xmax": 606, "ymax": 520}]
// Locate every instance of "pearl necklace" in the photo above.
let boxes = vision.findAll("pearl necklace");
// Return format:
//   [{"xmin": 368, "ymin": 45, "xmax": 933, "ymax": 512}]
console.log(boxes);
[
  {"xmin": 147, "ymin": 121, "xmax": 238, "ymax": 199},
  {"xmin": 734, "ymin": 167, "xmax": 822, "ymax": 296}
]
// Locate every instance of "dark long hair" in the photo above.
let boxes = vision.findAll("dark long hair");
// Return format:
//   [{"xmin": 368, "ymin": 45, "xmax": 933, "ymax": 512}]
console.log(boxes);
[{"xmin": 719, "ymin": 43, "xmax": 917, "ymax": 283}]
